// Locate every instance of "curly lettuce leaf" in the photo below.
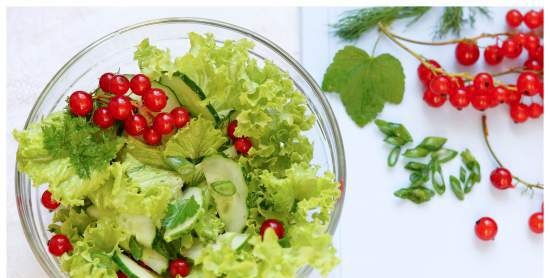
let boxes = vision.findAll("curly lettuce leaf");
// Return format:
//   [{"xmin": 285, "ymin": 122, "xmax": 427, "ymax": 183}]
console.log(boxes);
[
  {"xmin": 163, "ymin": 117, "xmax": 226, "ymax": 161},
  {"xmin": 134, "ymin": 38, "xmax": 177, "ymax": 80},
  {"xmin": 60, "ymin": 241, "xmax": 118, "ymax": 278},
  {"xmin": 193, "ymin": 206, "xmax": 225, "ymax": 243},
  {"xmin": 125, "ymin": 136, "xmax": 169, "ymax": 170},
  {"xmin": 48, "ymin": 207, "xmax": 95, "ymax": 243}
]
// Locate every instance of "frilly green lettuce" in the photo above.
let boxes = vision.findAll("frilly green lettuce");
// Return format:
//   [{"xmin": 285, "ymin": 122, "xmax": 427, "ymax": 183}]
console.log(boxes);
[
  {"xmin": 134, "ymin": 38, "xmax": 177, "ymax": 81},
  {"xmin": 164, "ymin": 117, "xmax": 227, "ymax": 161}
]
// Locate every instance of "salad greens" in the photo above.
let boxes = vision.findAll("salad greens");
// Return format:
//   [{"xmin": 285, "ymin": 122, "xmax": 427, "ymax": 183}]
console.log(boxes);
[{"xmin": 15, "ymin": 32, "xmax": 341, "ymax": 278}]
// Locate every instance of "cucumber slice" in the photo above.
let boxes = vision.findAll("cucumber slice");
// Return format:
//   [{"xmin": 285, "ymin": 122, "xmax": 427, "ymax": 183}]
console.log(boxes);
[
  {"xmin": 113, "ymin": 252, "xmax": 161, "ymax": 278},
  {"xmin": 141, "ymin": 248, "xmax": 168, "ymax": 274},
  {"xmin": 199, "ymin": 155, "xmax": 248, "ymax": 232},
  {"xmin": 163, "ymin": 187, "xmax": 204, "ymax": 242},
  {"xmin": 159, "ymin": 72, "xmax": 220, "ymax": 123},
  {"xmin": 121, "ymin": 215, "xmax": 156, "ymax": 248},
  {"xmin": 181, "ymin": 242, "xmax": 203, "ymax": 261}
]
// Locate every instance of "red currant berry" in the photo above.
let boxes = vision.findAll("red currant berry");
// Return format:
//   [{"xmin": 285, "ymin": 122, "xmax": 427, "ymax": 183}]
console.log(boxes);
[
  {"xmin": 48, "ymin": 234, "xmax": 73, "ymax": 256},
  {"xmin": 143, "ymin": 128, "xmax": 162, "ymax": 145},
  {"xmin": 455, "ymin": 41, "xmax": 480, "ymax": 65},
  {"xmin": 523, "ymin": 34, "xmax": 541, "ymax": 53},
  {"xmin": 68, "ymin": 91, "xmax": 93, "ymax": 116},
  {"xmin": 528, "ymin": 212, "xmax": 544, "ymax": 234},
  {"xmin": 449, "ymin": 88, "xmax": 470, "ymax": 110},
  {"xmin": 234, "ymin": 137, "xmax": 253, "ymax": 155},
  {"xmin": 528, "ymin": 103, "xmax": 544, "ymax": 119},
  {"xmin": 423, "ymin": 89, "xmax": 447, "ymax": 107},
  {"xmin": 92, "ymin": 107, "xmax": 115, "ymax": 129},
  {"xmin": 117, "ymin": 271, "xmax": 128, "ymax": 278},
  {"xmin": 108, "ymin": 96, "xmax": 133, "ymax": 120},
  {"xmin": 41, "ymin": 190, "xmax": 60, "ymax": 210},
  {"xmin": 153, "ymin": 113, "xmax": 175, "ymax": 135},
  {"xmin": 227, "ymin": 120, "xmax": 238, "ymax": 140},
  {"xmin": 124, "ymin": 114, "xmax": 147, "ymax": 136},
  {"xmin": 528, "ymin": 45, "xmax": 543, "ymax": 62},
  {"xmin": 109, "ymin": 75, "xmax": 130, "ymax": 96},
  {"xmin": 524, "ymin": 10, "xmax": 542, "ymax": 29},
  {"xmin": 130, "ymin": 74, "xmax": 151, "ymax": 96},
  {"xmin": 169, "ymin": 258, "xmax": 191, "ymax": 277},
  {"xmin": 473, "ymin": 73, "xmax": 494, "ymax": 92},
  {"xmin": 506, "ymin": 88, "xmax": 521, "ymax": 104},
  {"xmin": 449, "ymin": 76, "xmax": 465, "ymax": 90},
  {"xmin": 511, "ymin": 33, "xmax": 527, "ymax": 47},
  {"xmin": 510, "ymin": 102, "xmax": 529, "ymax": 123},
  {"xmin": 500, "ymin": 39, "xmax": 522, "ymax": 58},
  {"xmin": 429, "ymin": 75, "xmax": 452, "ymax": 95},
  {"xmin": 260, "ymin": 219, "xmax": 285, "ymax": 239},
  {"xmin": 471, "ymin": 92, "xmax": 490, "ymax": 111},
  {"xmin": 170, "ymin": 107, "xmax": 191, "ymax": 128},
  {"xmin": 475, "ymin": 217, "xmax": 498, "ymax": 241},
  {"xmin": 490, "ymin": 168, "xmax": 513, "ymax": 190},
  {"xmin": 506, "ymin": 9, "xmax": 523, "ymax": 27},
  {"xmin": 143, "ymin": 88, "xmax": 168, "ymax": 112},
  {"xmin": 489, "ymin": 86, "xmax": 509, "ymax": 104},
  {"xmin": 524, "ymin": 59, "xmax": 543, "ymax": 71},
  {"xmin": 417, "ymin": 60, "xmax": 441, "ymax": 86},
  {"xmin": 517, "ymin": 72, "xmax": 541, "ymax": 96},
  {"xmin": 99, "ymin": 72, "xmax": 115, "ymax": 92},
  {"xmin": 483, "ymin": 45, "xmax": 504, "ymax": 65}
]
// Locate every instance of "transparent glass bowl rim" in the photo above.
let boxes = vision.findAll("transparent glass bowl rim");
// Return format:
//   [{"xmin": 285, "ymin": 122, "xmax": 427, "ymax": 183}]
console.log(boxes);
[{"xmin": 15, "ymin": 17, "xmax": 346, "ymax": 277}]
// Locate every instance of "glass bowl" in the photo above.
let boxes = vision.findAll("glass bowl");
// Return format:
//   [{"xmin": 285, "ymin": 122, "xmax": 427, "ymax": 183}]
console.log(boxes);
[{"xmin": 15, "ymin": 17, "xmax": 345, "ymax": 277}]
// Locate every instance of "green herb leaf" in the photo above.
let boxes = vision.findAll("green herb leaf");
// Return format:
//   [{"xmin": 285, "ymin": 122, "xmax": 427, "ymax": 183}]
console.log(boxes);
[
  {"xmin": 152, "ymin": 233, "xmax": 180, "ymax": 260},
  {"xmin": 162, "ymin": 197, "xmax": 200, "ymax": 229},
  {"xmin": 402, "ymin": 147, "xmax": 430, "ymax": 158},
  {"xmin": 404, "ymin": 161, "xmax": 428, "ymax": 172},
  {"xmin": 435, "ymin": 7, "xmax": 491, "ymax": 38},
  {"xmin": 129, "ymin": 236, "xmax": 143, "ymax": 260},
  {"xmin": 431, "ymin": 148, "xmax": 458, "ymax": 163},
  {"xmin": 375, "ymin": 119, "xmax": 413, "ymax": 143},
  {"xmin": 417, "ymin": 136, "xmax": 447, "ymax": 151},
  {"xmin": 449, "ymin": 175, "xmax": 464, "ymax": 201},
  {"xmin": 322, "ymin": 47, "xmax": 405, "ymax": 126},
  {"xmin": 394, "ymin": 186, "xmax": 435, "ymax": 204},
  {"xmin": 430, "ymin": 160, "xmax": 445, "ymax": 195}
]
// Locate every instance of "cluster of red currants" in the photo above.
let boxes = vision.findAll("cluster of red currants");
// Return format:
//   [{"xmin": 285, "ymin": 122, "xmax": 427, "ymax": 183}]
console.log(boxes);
[
  {"xmin": 506, "ymin": 9, "xmax": 543, "ymax": 30},
  {"xmin": 68, "ymin": 73, "xmax": 191, "ymax": 146},
  {"xmin": 418, "ymin": 62, "xmax": 543, "ymax": 123}
]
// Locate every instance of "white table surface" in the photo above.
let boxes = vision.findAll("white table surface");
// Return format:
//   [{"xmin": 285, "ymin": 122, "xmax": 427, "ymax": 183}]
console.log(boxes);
[{"xmin": 7, "ymin": 7, "xmax": 543, "ymax": 278}]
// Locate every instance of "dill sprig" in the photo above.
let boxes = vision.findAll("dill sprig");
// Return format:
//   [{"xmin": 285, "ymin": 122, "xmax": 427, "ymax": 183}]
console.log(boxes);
[
  {"xmin": 333, "ymin": 7, "xmax": 431, "ymax": 41},
  {"xmin": 434, "ymin": 7, "xmax": 491, "ymax": 38}
]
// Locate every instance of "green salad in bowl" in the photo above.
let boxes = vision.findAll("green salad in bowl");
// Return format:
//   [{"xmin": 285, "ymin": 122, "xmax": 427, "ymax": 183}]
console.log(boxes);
[{"xmin": 14, "ymin": 31, "xmax": 342, "ymax": 278}]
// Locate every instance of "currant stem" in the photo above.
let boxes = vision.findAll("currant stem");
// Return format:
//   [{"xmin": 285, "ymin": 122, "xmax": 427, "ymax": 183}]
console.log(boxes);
[
  {"xmin": 383, "ymin": 28, "xmax": 510, "ymax": 46},
  {"xmin": 481, "ymin": 115, "xmax": 543, "ymax": 191}
]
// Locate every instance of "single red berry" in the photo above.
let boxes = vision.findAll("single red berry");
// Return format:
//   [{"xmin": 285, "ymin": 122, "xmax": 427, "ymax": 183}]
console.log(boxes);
[
  {"xmin": 473, "ymin": 73, "xmax": 494, "ymax": 93},
  {"xmin": 107, "ymin": 96, "xmax": 133, "ymax": 120},
  {"xmin": 417, "ymin": 60, "xmax": 441, "ymax": 86},
  {"xmin": 124, "ymin": 114, "xmax": 147, "ymax": 136},
  {"xmin": 511, "ymin": 33, "xmax": 527, "ymax": 47},
  {"xmin": 506, "ymin": 9, "xmax": 523, "ymax": 27},
  {"xmin": 517, "ymin": 72, "xmax": 541, "ymax": 96},
  {"xmin": 500, "ymin": 39, "xmax": 522, "ymax": 58},
  {"xmin": 169, "ymin": 258, "xmax": 191, "ymax": 277},
  {"xmin": 506, "ymin": 88, "xmax": 522, "ymax": 104},
  {"xmin": 153, "ymin": 113, "xmax": 175, "ymax": 135},
  {"xmin": 99, "ymin": 72, "xmax": 115, "ymax": 92},
  {"xmin": 130, "ymin": 74, "xmax": 151, "ymax": 96},
  {"xmin": 489, "ymin": 86, "xmax": 509, "ymax": 104},
  {"xmin": 475, "ymin": 217, "xmax": 498, "ymax": 241},
  {"xmin": 260, "ymin": 219, "xmax": 285, "ymax": 239},
  {"xmin": 523, "ymin": 34, "xmax": 541, "ymax": 53},
  {"xmin": 170, "ymin": 107, "xmax": 191, "ymax": 128},
  {"xmin": 455, "ymin": 41, "xmax": 480, "ymax": 66},
  {"xmin": 143, "ymin": 127, "xmax": 162, "ymax": 145},
  {"xmin": 41, "ymin": 190, "xmax": 60, "ymax": 210},
  {"xmin": 109, "ymin": 75, "xmax": 130, "ymax": 96},
  {"xmin": 143, "ymin": 88, "xmax": 168, "ymax": 112},
  {"xmin": 227, "ymin": 120, "xmax": 238, "ymax": 140},
  {"xmin": 234, "ymin": 137, "xmax": 253, "ymax": 155},
  {"xmin": 429, "ymin": 75, "xmax": 452, "ymax": 95},
  {"xmin": 92, "ymin": 107, "xmax": 115, "ymax": 129},
  {"xmin": 423, "ymin": 89, "xmax": 447, "ymax": 107},
  {"xmin": 528, "ymin": 103, "xmax": 544, "ymax": 119},
  {"xmin": 48, "ymin": 234, "xmax": 73, "ymax": 256},
  {"xmin": 68, "ymin": 91, "xmax": 93, "ymax": 116},
  {"xmin": 117, "ymin": 271, "xmax": 128, "ymax": 278},
  {"xmin": 510, "ymin": 102, "xmax": 529, "ymax": 123},
  {"xmin": 524, "ymin": 10, "xmax": 542, "ymax": 29},
  {"xmin": 449, "ymin": 88, "xmax": 470, "ymax": 110},
  {"xmin": 524, "ymin": 59, "xmax": 543, "ymax": 71},
  {"xmin": 528, "ymin": 45, "xmax": 543, "ymax": 62},
  {"xmin": 528, "ymin": 212, "xmax": 544, "ymax": 234},
  {"xmin": 449, "ymin": 76, "xmax": 465, "ymax": 90},
  {"xmin": 483, "ymin": 45, "xmax": 504, "ymax": 65},
  {"xmin": 490, "ymin": 168, "xmax": 513, "ymax": 190},
  {"xmin": 471, "ymin": 92, "xmax": 490, "ymax": 111}
]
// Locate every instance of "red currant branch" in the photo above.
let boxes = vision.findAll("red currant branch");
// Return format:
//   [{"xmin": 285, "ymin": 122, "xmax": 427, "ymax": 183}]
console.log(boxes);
[
  {"xmin": 384, "ymin": 29, "xmax": 511, "ymax": 46},
  {"xmin": 481, "ymin": 115, "xmax": 543, "ymax": 190},
  {"xmin": 492, "ymin": 66, "xmax": 543, "ymax": 77}
]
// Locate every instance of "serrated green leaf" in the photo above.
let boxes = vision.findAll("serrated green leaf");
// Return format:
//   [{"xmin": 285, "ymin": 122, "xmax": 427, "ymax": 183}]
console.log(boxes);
[
  {"xmin": 162, "ymin": 197, "xmax": 200, "ymax": 229},
  {"xmin": 322, "ymin": 46, "xmax": 371, "ymax": 92},
  {"xmin": 369, "ymin": 54, "xmax": 405, "ymax": 104}
]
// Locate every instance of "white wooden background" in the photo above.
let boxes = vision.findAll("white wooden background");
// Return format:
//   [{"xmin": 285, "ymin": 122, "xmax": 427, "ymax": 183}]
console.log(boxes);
[{"xmin": 7, "ymin": 7, "xmax": 543, "ymax": 278}]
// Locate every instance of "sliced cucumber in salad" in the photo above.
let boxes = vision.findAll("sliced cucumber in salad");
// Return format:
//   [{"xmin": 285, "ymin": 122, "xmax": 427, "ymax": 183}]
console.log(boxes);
[
  {"xmin": 163, "ymin": 187, "xmax": 204, "ymax": 242},
  {"xmin": 120, "ymin": 215, "xmax": 156, "ymax": 248},
  {"xmin": 141, "ymin": 248, "xmax": 169, "ymax": 274},
  {"xmin": 199, "ymin": 155, "xmax": 248, "ymax": 233},
  {"xmin": 113, "ymin": 252, "xmax": 161, "ymax": 278}
]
